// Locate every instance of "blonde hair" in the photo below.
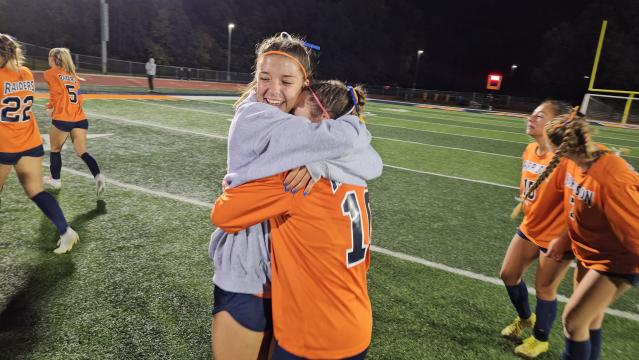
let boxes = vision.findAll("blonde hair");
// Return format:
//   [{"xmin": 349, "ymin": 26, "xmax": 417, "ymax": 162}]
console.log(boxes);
[
  {"xmin": 49, "ymin": 48, "xmax": 84, "ymax": 80},
  {"xmin": 0, "ymin": 34, "xmax": 25, "ymax": 72},
  {"xmin": 308, "ymin": 80, "xmax": 366, "ymax": 120},
  {"xmin": 235, "ymin": 32, "xmax": 313, "ymax": 108}
]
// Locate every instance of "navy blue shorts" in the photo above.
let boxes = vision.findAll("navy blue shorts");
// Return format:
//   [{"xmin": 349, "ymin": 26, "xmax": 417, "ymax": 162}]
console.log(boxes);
[
  {"xmin": 0, "ymin": 145, "xmax": 44, "ymax": 165},
  {"xmin": 595, "ymin": 270, "xmax": 639, "ymax": 286},
  {"xmin": 212, "ymin": 285, "xmax": 272, "ymax": 332},
  {"xmin": 517, "ymin": 228, "xmax": 574, "ymax": 260},
  {"xmin": 272, "ymin": 341, "xmax": 368, "ymax": 360},
  {"xmin": 52, "ymin": 119, "xmax": 89, "ymax": 132}
]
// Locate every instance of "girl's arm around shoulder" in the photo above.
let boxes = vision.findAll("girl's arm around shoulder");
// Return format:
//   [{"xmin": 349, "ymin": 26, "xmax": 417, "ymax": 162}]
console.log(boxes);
[{"xmin": 211, "ymin": 173, "xmax": 296, "ymax": 233}]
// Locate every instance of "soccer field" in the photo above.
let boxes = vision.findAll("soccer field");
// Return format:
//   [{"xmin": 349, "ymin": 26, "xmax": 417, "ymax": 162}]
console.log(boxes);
[{"xmin": 1, "ymin": 98, "xmax": 638, "ymax": 359}]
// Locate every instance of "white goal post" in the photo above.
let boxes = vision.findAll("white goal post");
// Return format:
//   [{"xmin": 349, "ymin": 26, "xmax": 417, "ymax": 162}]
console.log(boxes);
[{"xmin": 581, "ymin": 93, "xmax": 638, "ymax": 125}]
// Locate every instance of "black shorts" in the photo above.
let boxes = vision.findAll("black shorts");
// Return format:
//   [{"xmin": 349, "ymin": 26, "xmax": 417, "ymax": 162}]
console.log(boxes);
[
  {"xmin": 595, "ymin": 270, "xmax": 639, "ymax": 286},
  {"xmin": 517, "ymin": 228, "xmax": 574, "ymax": 260},
  {"xmin": 52, "ymin": 119, "xmax": 89, "ymax": 132},
  {"xmin": 272, "ymin": 341, "xmax": 369, "ymax": 360},
  {"xmin": 0, "ymin": 145, "xmax": 44, "ymax": 165},
  {"xmin": 211, "ymin": 285, "xmax": 272, "ymax": 332}
]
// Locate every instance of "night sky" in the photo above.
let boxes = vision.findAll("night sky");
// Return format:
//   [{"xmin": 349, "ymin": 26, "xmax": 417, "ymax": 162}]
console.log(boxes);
[{"xmin": 1, "ymin": 0, "xmax": 636, "ymax": 99}]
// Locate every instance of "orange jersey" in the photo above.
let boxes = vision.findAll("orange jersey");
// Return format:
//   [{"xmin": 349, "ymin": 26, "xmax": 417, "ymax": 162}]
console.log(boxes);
[
  {"xmin": 212, "ymin": 174, "xmax": 372, "ymax": 359},
  {"xmin": 43, "ymin": 67, "xmax": 86, "ymax": 121},
  {"xmin": 519, "ymin": 143, "xmax": 567, "ymax": 248},
  {"xmin": 564, "ymin": 152, "xmax": 639, "ymax": 274},
  {"xmin": 0, "ymin": 66, "xmax": 41, "ymax": 153}
]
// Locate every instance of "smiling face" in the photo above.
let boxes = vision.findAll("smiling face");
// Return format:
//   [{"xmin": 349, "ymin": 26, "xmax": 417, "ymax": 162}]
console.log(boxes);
[
  {"xmin": 526, "ymin": 104, "xmax": 555, "ymax": 138},
  {"xmin": 256, "ymin": 54, "xmax": 308, "ymax": 113}
]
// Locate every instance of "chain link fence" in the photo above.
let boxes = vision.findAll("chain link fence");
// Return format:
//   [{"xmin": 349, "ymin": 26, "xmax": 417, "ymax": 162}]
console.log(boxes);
[{"xmin": 19, "ymin": 42, "xmax": 252, "ymax": 83}]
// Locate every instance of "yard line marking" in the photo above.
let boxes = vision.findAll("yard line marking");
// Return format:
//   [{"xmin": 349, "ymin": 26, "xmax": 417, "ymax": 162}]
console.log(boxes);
[
  {"xmin": 52, "ymin": 164, "xmax": 212, "ymax": 208},
  {"xmin": 370, "ymin": 246, "xmax": 639, "ymax": 322},
  {"xmin": 368, "ymin": 122, "xmax": 529, "ymax": 144},
  {"xmin": 368, "ymin": 122, "xmax": 639, "ymax": 159},
  {"xmin": 47, "ymin": 166, "xmax": 639, "ymax": 322},
  {"xmin": 372, "ymin": 112, "xmax": 639, "ymax": 147},
  {"xmin": 79, "ymin": 107, "xmax": 525, "ymax": 163},
  {"xmin": 85, "ymin": 111, "xmax": 228, "ymax": 140},
  {"xmin": 374, "ymin": 136, "xmax": 519, "ymax": 159},
  {"xmin": 382, "ymin": 165, "xmax": 518, "ymax": 189},
  {"xmin": 125, "ymin": 99, "xmax": 233, "ymax": 118}
]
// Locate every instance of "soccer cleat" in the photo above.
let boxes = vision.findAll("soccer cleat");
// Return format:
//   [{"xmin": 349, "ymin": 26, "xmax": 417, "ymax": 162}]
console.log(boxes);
[
  {"xmin": 54, "ymin": 227, "xmax": 79, "ymax": 254},
  {"xmin": 43, "ymin": 176, "xmax": 62, "ymax": 189},
  {"xmin": 501, "ymin": 314, "xmax": 536, "ymax": 340},
  {"xmin": 515, "ymin": 335, "xmax": 549, "ymax": 358},
  {"xmin": 95, "ymin": 174, "xmax": 106, "ymax": 200}
]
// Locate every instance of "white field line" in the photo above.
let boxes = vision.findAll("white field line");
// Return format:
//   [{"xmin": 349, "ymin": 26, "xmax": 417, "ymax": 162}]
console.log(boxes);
[
  {"xmin": 369, "ymin": 122, "xmax": 639, "ymax": 159},
  {"xmin": 75, "ymin": 105, "xmax": 524, "ymax": 162},
  {"xmin": 371, "ymin": 105, "xmax": 639, "ymax": 143},
  {"xmin": 373, "ymin": 112, "xmax": 639, "ymax": 147},
  {"xmin": 79, "ymin": 108, "xmax": 522, "ymax": 186},
  {"xmin": 50, "ymin": 164, "xmax": 638, "ymax": 322},
  {"xmin": 124, "ymin": 99, "xmax": 233, "ymax": 118},
  {"xmin": 383, "ymin": 165, "xmax": 518, "ymax": 189},
  {"xmin": 374, "ymin": 136, "xmax": 519, "ymax": 159},
  {"xmin": 370, "ymin": 246, "xmax": 639, "ymax": 321}
]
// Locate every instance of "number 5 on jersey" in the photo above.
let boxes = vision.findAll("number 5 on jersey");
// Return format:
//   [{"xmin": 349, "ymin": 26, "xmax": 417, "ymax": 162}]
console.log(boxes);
[
  {"xmin": 65, "ymin": 84, "xmax": 78, "ymax": 104},
  {"xmin": 342, "ymin": 190, "xmax": 371, "ymax": 268}
]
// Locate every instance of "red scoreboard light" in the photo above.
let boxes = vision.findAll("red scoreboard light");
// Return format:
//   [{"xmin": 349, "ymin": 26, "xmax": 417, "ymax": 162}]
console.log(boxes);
[{"xmin": 486, "ymin": 74, "xmax": 503, "ymax": 90}]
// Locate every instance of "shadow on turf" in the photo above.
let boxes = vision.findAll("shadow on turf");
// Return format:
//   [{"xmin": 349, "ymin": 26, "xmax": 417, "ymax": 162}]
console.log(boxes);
[{"xmin": 0, "ymin": 200, "xmax": 106, "ymax": 357}]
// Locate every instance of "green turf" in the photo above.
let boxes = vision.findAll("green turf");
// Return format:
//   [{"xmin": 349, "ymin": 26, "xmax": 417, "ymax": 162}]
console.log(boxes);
[{"xmin": 1, "ymin": 98, "xmax": 637, "ymax": 359}]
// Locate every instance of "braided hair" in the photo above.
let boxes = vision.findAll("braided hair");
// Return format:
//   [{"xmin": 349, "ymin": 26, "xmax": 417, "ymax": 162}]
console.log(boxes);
[{"xmin": 0, "ymin": 34, "xmax": 24, "ymax": 71}]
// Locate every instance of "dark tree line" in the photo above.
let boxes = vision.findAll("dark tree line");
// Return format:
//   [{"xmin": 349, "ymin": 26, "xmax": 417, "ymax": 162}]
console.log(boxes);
[{"xmin": 1, "ymin": 0, "xmax": 637, "ymax": 100}]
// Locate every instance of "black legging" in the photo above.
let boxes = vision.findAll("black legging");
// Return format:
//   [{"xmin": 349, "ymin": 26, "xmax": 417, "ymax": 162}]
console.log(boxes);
[{"xmin": 147, "ymin": 75, "xmax": 155, "ymax": 91}]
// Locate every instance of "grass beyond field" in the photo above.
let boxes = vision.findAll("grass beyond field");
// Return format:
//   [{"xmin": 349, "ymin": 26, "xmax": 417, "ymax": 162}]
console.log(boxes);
[{"xmin": 1, "ymin": 98, "xmax": 638, "ymax": 359}]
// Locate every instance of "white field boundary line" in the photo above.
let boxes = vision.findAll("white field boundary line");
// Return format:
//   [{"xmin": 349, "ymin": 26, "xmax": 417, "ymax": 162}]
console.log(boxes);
[
  {"xmin": 49, "ymin": 164, "xmax": 638, "ymax": 322},
  {"xmin": 83, "ymin": 100, "xmax": 639, "ymax": 157},
  {"xmin": 368, "ymin": 122, "xmax": 639, "ymax": 159},
  {"xmin": 370, "ymin": 246, "xmax": 638, "ymax": 321},
  {"xmin": 373, "ymin": 112, "xmax": 639, "ymax": 146},
  {"xmin": 77, "ymin": 108, "xmax": 524, "ymax": 184},
  {"xmin": 124, "ymin": 99, "xmax": 233, "ymax": 118},
  {"xmin": 31, "ymin": 104, "xmax": 227, "ymax": 141},
  {"xmin": 374, "ymin": 136, "xmax": 519, "ymax": 159}
]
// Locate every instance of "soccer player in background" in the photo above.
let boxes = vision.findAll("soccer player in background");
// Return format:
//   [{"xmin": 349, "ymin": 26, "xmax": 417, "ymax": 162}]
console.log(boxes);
[
  {"xmin": 525, "ymin": 110, "xmax": 639, "ymax": 360},
  {"xmin": 499, "ymin": 100, "xmax": 575, "ymax": 358},
  {"xmin": 0, "ymin": 34, "xmax": 79, "ymax": 254},
  {"xmin": 43, "ymin": 47, "xmax": 105, "ymax": 200}
]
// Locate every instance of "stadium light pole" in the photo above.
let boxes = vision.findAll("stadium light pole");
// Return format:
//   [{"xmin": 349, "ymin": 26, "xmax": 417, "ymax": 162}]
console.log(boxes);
[
  {"xmin": 412, "ymin": 50, "xmax": 424, "ymax": 89},
  {"xmin": 227, "ymin": 23, "xmax": 235, "ymax": 81},
  {"xmin": 510, "ymin": 64, "xmax": 518, "ymax": 91}
]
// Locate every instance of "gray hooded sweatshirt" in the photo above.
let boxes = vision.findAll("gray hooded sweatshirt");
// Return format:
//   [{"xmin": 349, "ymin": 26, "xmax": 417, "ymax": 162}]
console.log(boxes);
[{"xmin": 209, "ymin": 93, "xmax": 382, "ymax": 294}]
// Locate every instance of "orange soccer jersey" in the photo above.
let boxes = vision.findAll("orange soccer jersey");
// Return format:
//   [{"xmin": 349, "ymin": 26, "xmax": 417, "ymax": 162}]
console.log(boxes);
[
  {"xmin": 564, "ymin": 152, "xmax": 639, "ymax": 274},
  {"xmin": 43, "ymin": 67, "xmax": 86, "ymax": 121},
  {"xmin": 212, "ymin": 173, "xmax": 372, "ymax": 359},
  {"xmin": 519, "ymin": 143, "xmax": 567, "ymax": 248},
  {"xmin": 0, "ymin": 66, "xmax": 42, "ymax": 153}
]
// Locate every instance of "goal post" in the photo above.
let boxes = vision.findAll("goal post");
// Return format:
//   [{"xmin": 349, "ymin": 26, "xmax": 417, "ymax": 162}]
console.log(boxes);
[{"xmin": 581, "ymin": 93, "xmax": 638, "ymax": 125}]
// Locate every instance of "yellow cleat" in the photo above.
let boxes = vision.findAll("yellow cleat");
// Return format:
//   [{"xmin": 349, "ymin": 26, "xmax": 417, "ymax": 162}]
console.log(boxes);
[
  {"xmin": 54, "ymin": 227, "xmax": 79, "ymax": 254},
  {"xmin": 515, "ymin": 335, "xmax": 549, "ymax": 358},
  {"xmin": 501, "ymin": 314, "xmax": 536, "ymax": 340}
]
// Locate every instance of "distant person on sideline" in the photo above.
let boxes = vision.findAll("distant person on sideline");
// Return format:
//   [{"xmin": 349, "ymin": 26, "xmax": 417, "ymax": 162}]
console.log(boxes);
[{"xmin": 145, "ymin": 57, "xmax": 156, "ymax": 92}]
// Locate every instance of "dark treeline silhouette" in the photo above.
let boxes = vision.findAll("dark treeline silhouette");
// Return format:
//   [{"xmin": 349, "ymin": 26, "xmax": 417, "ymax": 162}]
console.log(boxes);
[{"xmin": 1, "ymin": 0, "xmax": 637, "ymax": 100}]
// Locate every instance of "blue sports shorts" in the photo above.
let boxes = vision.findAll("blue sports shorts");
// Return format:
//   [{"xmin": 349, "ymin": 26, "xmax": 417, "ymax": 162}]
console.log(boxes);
[
  {"xmin": 595, "ymin": 270, "xmax": 639, "ymax": 286},
  {"xmin": 0, "ymin": 145, "xmax": 44, "ymax": 165},
  {"xmin": 212, "ymin": 285, "xmax": 272, "ymax": 332},
  {"xmin": 517, "ymin": 228, "xmax": 574, "ymax": 260},
  {"xmin": 52, "ymin": 119, "xmax": 88, "ymax": 132}
]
